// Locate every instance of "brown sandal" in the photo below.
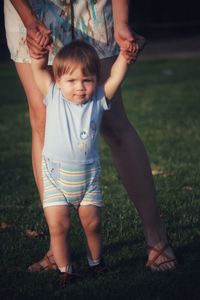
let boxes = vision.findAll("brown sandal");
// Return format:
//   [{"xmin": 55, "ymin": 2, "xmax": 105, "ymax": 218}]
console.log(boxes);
[
  {"xmin": 28, "ymin": 254, "xmax": 58, "ymax": 272},
  {"xmin": 146, "ymin": 244, "xmax": 177, "ymax": 271}
]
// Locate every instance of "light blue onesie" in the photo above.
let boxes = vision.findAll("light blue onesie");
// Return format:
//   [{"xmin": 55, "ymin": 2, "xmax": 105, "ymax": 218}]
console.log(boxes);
[{"xmin": 42, "ymin": 82, "xmax": 110, "ymax": 208}]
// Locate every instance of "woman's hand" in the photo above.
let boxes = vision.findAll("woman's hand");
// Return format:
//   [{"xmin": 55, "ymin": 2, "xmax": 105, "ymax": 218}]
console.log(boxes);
[
  {"xmin": 115, "ymin": 22, "xmax": 146, "ymax": 64},
  {"xmin": 26, "ymin": 20, "xmax": 53, "ymax": 59},
  {"xmin": 114, "ymin": 23, "xmax": 135, "ymax": 50}
]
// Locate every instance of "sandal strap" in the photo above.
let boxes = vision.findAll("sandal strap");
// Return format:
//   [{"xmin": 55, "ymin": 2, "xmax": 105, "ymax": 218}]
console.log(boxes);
[
  {"xmin": 28, "ymin": 254, "xmax": 58, "ymax": 272},
  {"xmin": 42, "ymin": 255, "xmax": 57, "ymax": 270},
  {"xmin": 146, "ymin": 243, "xmax": 173, "ymax": 268},
  {"xmin": 156, "ymin": 258, "xmax": 177, "ymax": 268}
]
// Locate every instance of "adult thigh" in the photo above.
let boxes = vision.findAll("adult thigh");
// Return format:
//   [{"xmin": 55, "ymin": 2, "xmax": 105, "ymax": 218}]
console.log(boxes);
[
  {"xmin": 100, "ymin": 56, "xmax": 136, "ymax": 144},
  {"xmin": 15, "ymin": 63, "xmax": 46, "ymax": 135}
]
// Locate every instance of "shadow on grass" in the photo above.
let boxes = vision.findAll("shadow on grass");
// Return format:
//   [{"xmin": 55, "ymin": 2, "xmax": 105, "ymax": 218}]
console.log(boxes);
[{"xmin": 1, "ymin": 236, "xmax": 200, "ymax": 300}]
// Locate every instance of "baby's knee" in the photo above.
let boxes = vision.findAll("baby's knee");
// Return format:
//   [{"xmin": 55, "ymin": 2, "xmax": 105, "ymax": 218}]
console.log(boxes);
[
  {"xmin": 83, "ymin": 218, "xmax": 101, "ymax": 234},
  {"xmin": 49, "ymin": 220, "xmax": 70, "ymax": 237}
]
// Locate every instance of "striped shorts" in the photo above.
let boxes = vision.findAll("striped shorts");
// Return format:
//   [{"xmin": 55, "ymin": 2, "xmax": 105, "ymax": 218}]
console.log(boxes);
[{"xmin": 42, "ymin": 157, "xmax": 103, "ymax": 208}]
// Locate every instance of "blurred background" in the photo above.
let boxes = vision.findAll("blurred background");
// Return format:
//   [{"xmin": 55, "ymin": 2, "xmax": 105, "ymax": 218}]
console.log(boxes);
[
  {"xmin": 0, "ymin": 0, "xmax": 200, "ymax": 60},
  {"xmin": 130, "ymin": 0, "xmax": 200, "ymax": 37}
]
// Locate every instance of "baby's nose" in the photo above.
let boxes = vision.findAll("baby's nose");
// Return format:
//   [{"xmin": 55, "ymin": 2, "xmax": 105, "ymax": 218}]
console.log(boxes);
[{"xmin": 77, "ymin": 81, "xmax": 84, "ymax": 89}]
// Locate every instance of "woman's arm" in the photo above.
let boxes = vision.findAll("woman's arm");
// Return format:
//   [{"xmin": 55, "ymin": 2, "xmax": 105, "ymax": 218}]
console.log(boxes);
[
  {"xmin": 10, "ymin": 0, "xmax": 37, "ymax": 27},
  {"xmin": 111, "ymin": 0, "xmax": 146, "ymax": 63},
  {"xmin": 112, "ymin": 0, "xmax": 134, "ymax": 48},
  {"xmin": 10, "ymin": 0, "xmax": 51, "ymax": 58}
]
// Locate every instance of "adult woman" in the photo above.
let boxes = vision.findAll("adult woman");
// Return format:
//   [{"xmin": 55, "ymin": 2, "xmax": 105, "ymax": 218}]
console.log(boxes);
[{"xmin": 4, "ymin": 0, "xmax": 177, "ymax": 271}]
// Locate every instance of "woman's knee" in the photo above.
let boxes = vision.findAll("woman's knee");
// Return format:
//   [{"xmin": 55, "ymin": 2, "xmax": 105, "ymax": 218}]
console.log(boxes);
[
  {"xmin": 101, "ymin": 116, "xmax": 134, "ymax": 147},
  {"xmin": 101, "ymin": 89, "xmax": 135, "ymax": 146}
]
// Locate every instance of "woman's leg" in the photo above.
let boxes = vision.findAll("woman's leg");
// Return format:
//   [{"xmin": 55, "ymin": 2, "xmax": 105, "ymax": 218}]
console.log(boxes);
[
  {"xmin": 78, "ymin": 205, "xmax": 102, "ymax": 262},
  {"xmin": 15, "ymin": 63, "xmax": 45, "ymax": 200},
  {"xmin": 15, "ymin": 63, "xmax": 55, "ymax": 268},
  {"xmin": 100, "ymin": 57, "xmax": 176, "ymax": 269}
]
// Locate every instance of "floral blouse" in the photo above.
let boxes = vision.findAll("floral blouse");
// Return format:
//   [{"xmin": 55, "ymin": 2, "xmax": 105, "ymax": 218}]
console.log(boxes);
[{"xmin": 4, "ymin": 0, "xmax": 119, "ymax": 64}]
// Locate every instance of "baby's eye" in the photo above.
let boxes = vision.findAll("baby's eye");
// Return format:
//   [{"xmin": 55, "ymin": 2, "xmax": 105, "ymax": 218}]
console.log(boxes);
[
  {"xmin": 84, "ymin": 79, "xmax": 93, "ymax": 82},
  {"xmin": 67, "ymin": 79, "xmax": 75, "ymax": 82}
]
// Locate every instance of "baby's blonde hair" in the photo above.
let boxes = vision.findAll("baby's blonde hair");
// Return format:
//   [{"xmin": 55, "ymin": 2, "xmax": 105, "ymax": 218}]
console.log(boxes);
[{"xmin": 53, "ymin": 40, "xmax": 100, "ymax": 82}]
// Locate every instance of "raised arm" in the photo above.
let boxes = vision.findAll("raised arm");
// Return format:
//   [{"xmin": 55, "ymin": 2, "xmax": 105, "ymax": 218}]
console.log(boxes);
[
  {"xmin": 30, "ymin": 33, "xmax": 53, "ymax": 96},
  {"xmin": 104, "ymin": 52, "xmax": 128, "ymax": 101},
  {"xmin": 31, "ymin": 56, "xmax": 52, "ymax": 96},
  {"xmin": 31, "ymin": 57, "xmax": 52, "ymax": 97},
  {"xmin": 31, "ymin": 56, "xmax": 52, "ymax": 97}
]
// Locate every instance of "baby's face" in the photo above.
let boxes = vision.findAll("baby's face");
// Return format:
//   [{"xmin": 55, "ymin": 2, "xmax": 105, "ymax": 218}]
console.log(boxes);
[{"xmin": 56, "ymin": 68, "xmax": 97, "ymax": 105}]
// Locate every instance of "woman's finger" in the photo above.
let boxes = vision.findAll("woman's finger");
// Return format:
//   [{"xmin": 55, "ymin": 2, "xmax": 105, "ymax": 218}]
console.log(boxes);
[{"xmin": 27, "ymin": 38, "xmax": 48, "ymax": 56}]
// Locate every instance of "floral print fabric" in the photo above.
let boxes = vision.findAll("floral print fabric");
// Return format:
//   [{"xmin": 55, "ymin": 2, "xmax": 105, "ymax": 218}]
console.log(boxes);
[{"xmin": 4, "ymin": 0, "xmax": 118, "ymax": 64}]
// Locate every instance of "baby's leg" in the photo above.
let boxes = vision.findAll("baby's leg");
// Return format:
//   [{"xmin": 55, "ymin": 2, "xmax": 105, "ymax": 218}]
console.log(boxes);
[
  {"xmin": 44, "ymin": 205, "xmax": 71, "ymax": 272},
  {"xmin": 78, "ymin": 205, "xmax": 102, "ymax": 261}
]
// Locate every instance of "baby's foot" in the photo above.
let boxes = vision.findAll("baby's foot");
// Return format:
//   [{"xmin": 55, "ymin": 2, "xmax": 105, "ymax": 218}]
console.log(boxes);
[
  {"xmin": 56, "ymin": 272, "xmax": 82, "ymax": 287},
  {"xmin": 88, "ymin": 258, "xmax": 108, "ymax": 277}
]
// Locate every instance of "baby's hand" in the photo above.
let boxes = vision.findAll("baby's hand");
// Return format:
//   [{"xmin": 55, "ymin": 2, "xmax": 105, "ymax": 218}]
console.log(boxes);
[
  {"xmin": 121, "ymin": 35, "xmax": 146, "ymax": 64},
  {"xmin": 120, "ymin": 41, "xmax": 137, "ymax": 64}
]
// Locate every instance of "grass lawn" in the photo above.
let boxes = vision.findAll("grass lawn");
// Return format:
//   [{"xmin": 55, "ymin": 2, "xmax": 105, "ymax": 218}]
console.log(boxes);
[{"xmin": 0, "ymin": 58, "xmax": 200, "ymax": 300}]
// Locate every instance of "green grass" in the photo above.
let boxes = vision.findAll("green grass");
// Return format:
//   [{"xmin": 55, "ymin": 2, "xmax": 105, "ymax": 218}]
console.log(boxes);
[{"xmin": 0, "ymin": 59, "xmax": 200, "ymax": 299}]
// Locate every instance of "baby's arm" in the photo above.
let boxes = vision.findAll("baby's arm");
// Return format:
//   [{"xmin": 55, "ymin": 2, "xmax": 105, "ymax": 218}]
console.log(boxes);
[
  {"xmin": 30, "ymin": 32, "xmax": 53, "ymax": 96},
  {"xmin": 104, "ymin": 52, "xmax": 129, "ymax": 100}
]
